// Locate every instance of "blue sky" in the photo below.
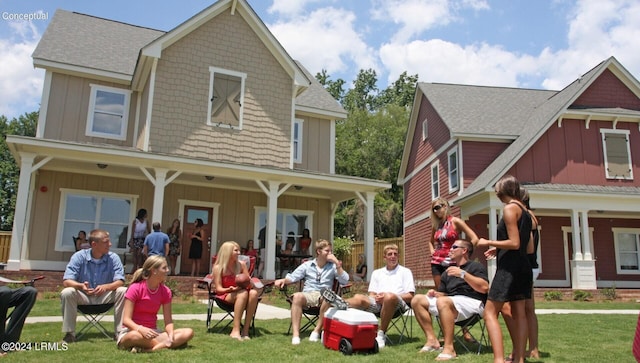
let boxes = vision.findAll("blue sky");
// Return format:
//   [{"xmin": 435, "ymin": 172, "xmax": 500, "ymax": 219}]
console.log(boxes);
[{"xmin": 1, "ymin": 0, "xmax": 639, "ymax": 119}]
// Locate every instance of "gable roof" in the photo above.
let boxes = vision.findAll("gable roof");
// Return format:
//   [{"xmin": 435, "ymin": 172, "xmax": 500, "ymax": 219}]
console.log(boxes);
[
  {"xmin": 31, "ymin": 0, "xmax": 343, "ymax": 116},
  {"xmin": 418, "ymin": 83, "xmax": 556, "ymax": 138},
  {"xmin": 32, "ymin": 9, "xmax": 163, "ymax": 81},
  {"xmin": 457, "ymin": 56, "xmax": 640, "ymax": 202},
  {"xmin": 136, "ymin": 0, "xmax": 310, "ymax": 92}
]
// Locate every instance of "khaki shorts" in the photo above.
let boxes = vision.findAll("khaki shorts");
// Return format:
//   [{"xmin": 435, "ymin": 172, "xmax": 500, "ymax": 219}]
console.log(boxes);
[{"xmin": 300, "ymin": 291, "xmax": 322, "ymax": 308}]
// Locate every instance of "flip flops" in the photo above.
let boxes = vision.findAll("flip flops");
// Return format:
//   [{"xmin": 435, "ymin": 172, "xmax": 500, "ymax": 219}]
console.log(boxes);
[
  {"xmin": 419, "ymin": 345, "xmax": 443, "ymax": 353},
  {"xmin": 435, "ymin": 352, "xmax": 457, "ymax": 360}
]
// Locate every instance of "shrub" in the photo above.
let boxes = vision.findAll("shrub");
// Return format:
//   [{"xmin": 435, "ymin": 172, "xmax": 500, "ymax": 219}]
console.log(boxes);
[
  {"xmin": 543, "ymin": 290, "xmax": 563, "ymax": 301},
  {"xmin": 165, "ymin": 278, "xmax": 180, "ymax": 297},
  {"xmin": 332, "ymin": 236, "xmax": 354, "ymax": 261},
  {"xmin": 573, "ymin": 290, "xmax": 592, "ymax": 301},
  {"xmin": 601, "ymin": 285, "xmax": 617, "ymax": 300}
]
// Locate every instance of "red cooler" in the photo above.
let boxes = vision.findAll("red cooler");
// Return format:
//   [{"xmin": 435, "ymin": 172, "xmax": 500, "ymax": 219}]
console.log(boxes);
[{"xmin": 323, "ymin": 307, "xmax": 379, "ymax": 355}]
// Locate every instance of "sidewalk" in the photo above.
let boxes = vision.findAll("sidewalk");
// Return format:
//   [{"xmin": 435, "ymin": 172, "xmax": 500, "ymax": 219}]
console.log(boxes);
[
  {"xmin": 26, "ymin": 302, "xmax": 291, "ymax": 324},
  {"xmin": 25, "ymin": 305, "xmax": 639, "ymax": 324}
]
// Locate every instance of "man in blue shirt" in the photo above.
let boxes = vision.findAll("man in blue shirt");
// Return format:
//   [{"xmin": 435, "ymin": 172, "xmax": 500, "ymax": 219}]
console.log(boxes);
[
  {"xmin": 274, "ymin": 239, "xmax": 349, "ymax": 345},
  {"xmin": 60, "ymin": 229, "xmax": 126, "ymax": 343},
  {"xmin": 143, "ymin": 222, "xmax": 170, "ymax": 257}
]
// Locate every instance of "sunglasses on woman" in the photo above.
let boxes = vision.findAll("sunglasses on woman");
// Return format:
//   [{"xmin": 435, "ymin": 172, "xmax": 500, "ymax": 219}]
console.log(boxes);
[{"xmin": 433, "ymin": 204, "xmax": 445, "ymax": 212}]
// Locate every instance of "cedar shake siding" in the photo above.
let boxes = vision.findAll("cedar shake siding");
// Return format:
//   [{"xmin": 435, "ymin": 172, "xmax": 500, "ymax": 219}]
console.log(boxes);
[{"xmin": 149, "ymin": 11, "xmax": 293, "ymax": 168}]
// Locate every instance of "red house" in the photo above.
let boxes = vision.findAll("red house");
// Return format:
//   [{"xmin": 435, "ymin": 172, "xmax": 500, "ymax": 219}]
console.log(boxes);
[{"xmin": 399, "ymin": 56, "xmax": 640, "ymax": 290}]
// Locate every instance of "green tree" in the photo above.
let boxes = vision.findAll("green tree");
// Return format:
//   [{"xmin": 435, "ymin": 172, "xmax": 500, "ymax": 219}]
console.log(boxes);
[
  {"xmin": 316, "ymin": 69, "xmax": 346, "ymax": 101},
  {"xmin": 323, "ymin": 69, "xmax": 417, "ymax": 239},
  {"xmin": 0, "ymin": 112, "xmax": 38, "ymax": 230}
]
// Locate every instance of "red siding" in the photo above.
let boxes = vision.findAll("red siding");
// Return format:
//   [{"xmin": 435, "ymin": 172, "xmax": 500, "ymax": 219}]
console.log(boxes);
[
  {"xmin": 403, "ymin": 169, "xmax": 431, "ymax": 221},
  {"xmin": 573, "ymin": 69, "xmax": 640, "ymax": 109},
  {"xmin": 461, "ymin": 141, "xmax": 509, "ymax": 187},
  {"xmin": 512, "ymin": 119, "xmax": 640, "ymax": 186},
  {"xmin": 404, "ymin": 219, "xmax": 432, "ymax": 282},
  {"xmin": 404, "ymin": 95, "xmax": 451, "ymax": 176}
]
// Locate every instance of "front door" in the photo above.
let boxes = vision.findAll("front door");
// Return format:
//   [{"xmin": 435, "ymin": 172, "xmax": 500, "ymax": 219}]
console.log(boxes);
[{"xmin": 181, "ymin": 206, "xmax": 213, "ymax": 276}]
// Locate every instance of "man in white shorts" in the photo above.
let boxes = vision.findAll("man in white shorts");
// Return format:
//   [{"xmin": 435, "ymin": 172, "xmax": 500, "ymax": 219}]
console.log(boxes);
[
  {"xmin": 411, "ymin": 239, "xmax": 489, "ymax": 360},
  {"xmin": 327, "ymin": 244, "xmax": 414, "ymax": 349}
]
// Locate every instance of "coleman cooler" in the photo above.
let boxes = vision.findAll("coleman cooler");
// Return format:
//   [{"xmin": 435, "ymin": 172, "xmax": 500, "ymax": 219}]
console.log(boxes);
[{"xmin": 323, "ymin": 307, "xmax": 379, "ymax": 355}]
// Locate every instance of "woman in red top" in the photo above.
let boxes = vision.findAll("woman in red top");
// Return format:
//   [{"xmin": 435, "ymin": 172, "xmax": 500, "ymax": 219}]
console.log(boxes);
[
  {"xmin": 430, "ymin": 198, "xmax": 479, "ymax": 289},
  {"xmin": 299, "ymin": 228, "xmax": 312, "ymax": 255},
  {"xmin": 213, "ymin": 241, "xmax": 259, "ymax": 340}
]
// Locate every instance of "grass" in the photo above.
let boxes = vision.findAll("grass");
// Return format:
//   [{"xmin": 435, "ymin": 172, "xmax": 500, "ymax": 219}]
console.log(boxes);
[
  {"xmin": 11, "ymin": 312, "xmax": 638, "ymax": 362},
  {"xmin": 10, "ymin": 292, "xmax": 640, "ymax": 362}
]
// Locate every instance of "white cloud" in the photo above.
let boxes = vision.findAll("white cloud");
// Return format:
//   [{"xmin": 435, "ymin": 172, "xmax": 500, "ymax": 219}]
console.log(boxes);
[
  {"xmin": 540, "ymin": 0, "xmax": 640, "ymax": 90},
  {"xmin": 268, "ymin": 0, "xmax": 336, "ymax": 18},
  {"xmin": 267, "ymin": 7, "xmax": 378, "ymax": 78},
  {"xmin": 0, "ymin": 21, "xmax": 43, "ymax": 119},
  {"xmin": 380, "ymin": 39, "xmax": 537, "ymax": 87}
]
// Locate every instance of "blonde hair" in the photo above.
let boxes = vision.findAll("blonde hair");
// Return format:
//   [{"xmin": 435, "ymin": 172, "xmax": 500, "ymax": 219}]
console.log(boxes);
[
  {"xmin": 314, "ymin": 239, "xmax": 331, "ymax": 256},
  {"xmin": 214, "ymin": 241, "xmax": 241, "ymax": 275},
  {"xmin": 131, "ymin": 255, "xmax": 167, "ymax": 283},
  {"xmin": 383, "ymin": 244, "xmax": 399, "ymax": 256},
  {"xmin": 430, "ymin": 197, "xmax": 450, "ymax": 230}
]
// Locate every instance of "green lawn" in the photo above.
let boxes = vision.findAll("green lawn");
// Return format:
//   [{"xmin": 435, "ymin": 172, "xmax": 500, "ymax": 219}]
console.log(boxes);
[
  {"xmin": 10, "ymin": 313, "xmax": 638, "ymax": 363},
  {"xmin": 10, "ymin": 294, "xmax": 640, "ymax": 363}
]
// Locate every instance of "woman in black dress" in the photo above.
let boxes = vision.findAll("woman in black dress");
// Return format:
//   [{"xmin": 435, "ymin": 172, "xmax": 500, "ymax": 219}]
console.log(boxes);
[
  {"xmin": 188, "ymin": 218, "xmax": 206, "ymax": 277},
  {"xmin": 478, "ymin": 175, "xmax": 532, "ymax": 363}
]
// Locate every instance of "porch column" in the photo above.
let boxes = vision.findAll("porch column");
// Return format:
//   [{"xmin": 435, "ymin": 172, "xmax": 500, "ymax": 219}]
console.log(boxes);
[
  {"xmin": 139, "ymin": 168, "xmax": 182, "ymax": 225},
  {"xmin": 573, "ymin": 210, "xmax": 597, "ymax": 289},
  {"xmin": 7, "ymin": 153, "xmax": 36, "ymax": 270},
  {"xmin": 570, "ymin": 210, "xmax": 583, "ymax": 260},
  {"xmin": 580, "ymin": 211, "xmax": 593, "ymax": 260},
  {"xmin": 264, "ymin": 182, "xmax": 280, "ymax": 280},
  {"xmin": 487, "ymin": 206, "xmax": 499, "ymax": 283},
  {"xmin": 356, "ymin": 191, "xmax": 376, "ymax": 281}
]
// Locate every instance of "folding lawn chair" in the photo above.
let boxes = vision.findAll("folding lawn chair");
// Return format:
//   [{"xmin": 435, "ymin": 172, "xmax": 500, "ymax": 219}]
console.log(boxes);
[
  {"xmin": 281, "ymin": 278, "xmax": 350, "ymax": 335},
  {"xmin": 436, "ymin": 313, "xmax": 489, "ymax": 354},
  {"xmin": 76, "ymin": 303, "xmax": 115, "ymax": 340},
  {"xmin": 197, "ymin": 255, "xmax": 269, "ymax": 336},
  {"xmin": 375, "ymin": 306, "xmax": 413, "ymax": 345}
]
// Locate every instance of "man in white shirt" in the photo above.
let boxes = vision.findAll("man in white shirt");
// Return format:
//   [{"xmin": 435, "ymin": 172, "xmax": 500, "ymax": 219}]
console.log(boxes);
[{"xmin": 325, "ymin": 244, "xmax": 414, "ymax": 349}]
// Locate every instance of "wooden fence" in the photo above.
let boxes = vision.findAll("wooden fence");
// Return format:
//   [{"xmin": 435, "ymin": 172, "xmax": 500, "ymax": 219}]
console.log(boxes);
[
  {"xmin": 343, "ymin": 236, "xmax": 404, "ymax": 273},
  {"xmin": 0, "ymin": 231, "xmax": 11, "ymax": 263}
]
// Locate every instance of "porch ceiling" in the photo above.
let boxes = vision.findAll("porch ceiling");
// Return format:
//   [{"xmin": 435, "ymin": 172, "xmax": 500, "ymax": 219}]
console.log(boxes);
[{"xmin": 7, "ymin": 136, "xmax": 390, "ymax": 202}]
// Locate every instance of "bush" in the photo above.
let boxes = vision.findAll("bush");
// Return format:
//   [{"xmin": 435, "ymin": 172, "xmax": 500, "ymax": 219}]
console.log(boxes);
[
  {"xmin": 601, "ymin": 285, "xmax": 617, "ymax": 300},
  {"xmin": 332, "ymin": 236, "xmax": 354, "ymax": 261},
  {"xmin": 544, "ymin": 290, "xmax": 563, "ymax": 301},
  {"xmin": 573, "ymin": 290, "xmax": 592, "ymax": 301}
]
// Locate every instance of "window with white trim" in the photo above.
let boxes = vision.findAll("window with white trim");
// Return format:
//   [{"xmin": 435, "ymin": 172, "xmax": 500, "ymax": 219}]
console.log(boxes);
[
  {"xmin": 601, "ymin": 129, "xmax": 632, "ymax": 179},
  {"xmin": 86, "ymin": 85, "xmax": 130, "ymax": 140},
  {"xmin": 255, "ymin": 208, "xmax": 313, "ymax": 252},
  {"xmin": 293, "ymin": 119, "xmax": 303, "ymax": 163},
  {"xmin": 422, "ymin": 118, "xmax": 428, "ymax": 141},
  {"xmin": 207, "ymin": 66, "xmax": 246, "ymax": 130},
  {"xmin": 447, "ymin": 148, "xmax": 459, "ymax": 192},
  {"xmin": 56, "ymin": 189, "xmax": 135, "ymax": 252},
  {"xmin": 431, "ymin": 161, "xmax": 440, "ymax": 199},
  {"xmin": 613, "ymin": 228, "xmax": 640, "ymax": 274}
]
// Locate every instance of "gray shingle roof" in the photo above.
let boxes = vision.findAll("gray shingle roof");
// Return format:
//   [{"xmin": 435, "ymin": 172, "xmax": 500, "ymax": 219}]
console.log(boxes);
[
  {"xmin": 32, "ymin": 10, "xmax": 164, "ymax": 76},
  {"xmin": 457, "ymin": 58, "xmax": 611, "ymax": 201},
  {"xmin": 417, "ymin": 83, "xmax": 556, "ymax": 136},
  {"xmin": 523, "ymin": 182, "xmax": 640, "ymax": 195},
  {"xmin": 295, "ymin": 61, "xmax": 346, "ymax": 116},
  {"xmin": 33, "ymin": 9, "xmax": 341, "ymax": 115}
]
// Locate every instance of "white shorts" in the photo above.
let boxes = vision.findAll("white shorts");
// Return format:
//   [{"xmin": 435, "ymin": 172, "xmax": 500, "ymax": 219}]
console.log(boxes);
[{"xmin": 426, "ymin": 295, "xmax": 484, "ymax": 322}]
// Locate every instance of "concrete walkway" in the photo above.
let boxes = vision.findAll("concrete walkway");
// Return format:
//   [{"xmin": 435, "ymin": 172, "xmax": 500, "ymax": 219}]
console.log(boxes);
[
  {"xmin": 26, "ymin": 302, "xmax": 291, "ymax": 324},
  {"xmin": 25, "ymin": 305, "xmax": 639, "ymax": 324}
]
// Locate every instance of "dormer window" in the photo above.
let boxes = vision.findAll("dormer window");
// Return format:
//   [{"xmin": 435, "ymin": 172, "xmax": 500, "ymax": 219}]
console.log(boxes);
[
  {"xmin": 86, "ymin": 84, "xmax": 130, "ymax": 140},
  {"xmin": 207, "ymin": 66, "xmax": 246, "ymax": 130}
]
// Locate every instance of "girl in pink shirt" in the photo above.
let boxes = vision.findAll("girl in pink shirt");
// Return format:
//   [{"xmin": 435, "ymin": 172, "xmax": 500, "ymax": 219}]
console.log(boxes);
[{"xmin": 117, "ymin": 256, "xmax": 194, "ymax": 352}]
